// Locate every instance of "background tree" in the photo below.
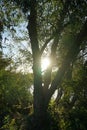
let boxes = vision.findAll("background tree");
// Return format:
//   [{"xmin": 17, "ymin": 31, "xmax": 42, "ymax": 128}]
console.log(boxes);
[{"xmin": 0, "ymin": 3, "xmax": 33, "ymax": 129}]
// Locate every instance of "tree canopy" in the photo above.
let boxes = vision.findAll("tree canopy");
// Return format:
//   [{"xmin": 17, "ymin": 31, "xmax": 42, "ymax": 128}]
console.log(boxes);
[{"xmin": 0, "ymin": 0, "xmax": 87, "ymax": 130}]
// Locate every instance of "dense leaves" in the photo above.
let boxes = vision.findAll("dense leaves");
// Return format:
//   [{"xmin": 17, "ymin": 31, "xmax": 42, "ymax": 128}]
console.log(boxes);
[
  {"xmin": 0, "ymin": 0, "xmax": 87, "ymax": 130},
  {"xmin": 0, "ymin": 50, "xmax": 33, "ymax": 129}
]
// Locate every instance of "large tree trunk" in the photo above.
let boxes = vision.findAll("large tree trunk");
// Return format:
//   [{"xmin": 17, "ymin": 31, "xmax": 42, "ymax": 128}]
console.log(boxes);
[{"xmin": 27, "ymin": 1, "xmax": 50, "ymax": 129}]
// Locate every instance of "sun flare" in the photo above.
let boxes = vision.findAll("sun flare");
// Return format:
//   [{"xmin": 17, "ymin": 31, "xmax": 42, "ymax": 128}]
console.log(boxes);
[{"xmin": 41, "ymin": 57, "xmax": 50, "ymax": 70}]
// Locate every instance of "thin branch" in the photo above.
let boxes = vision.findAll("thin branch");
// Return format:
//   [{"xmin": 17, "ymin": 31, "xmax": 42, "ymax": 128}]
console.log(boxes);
[
  {"xmin": 55, "ymin": 88, "xmax": 63, "ymax": 104},
  {"xmin": 40, "ymin": 36, "xmax": 53, "ymax": 55},
  {"xmin": 78, "ymin": 52, "xmax": 87, "ymax": 59}
]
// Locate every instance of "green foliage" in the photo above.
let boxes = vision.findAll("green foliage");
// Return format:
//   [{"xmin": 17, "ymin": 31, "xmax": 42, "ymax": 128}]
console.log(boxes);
[
  {"xmin": 56, "ymin": 60, "xmax": 87, "ymax": 130},
  {"xmin": 1, "ymin": 115, "xmax": 18, "ymax": 130},
  {"xmin": 0, "ymin": 69, "xmax": 33, "ymax": 129},
  {"xmin": 0, "ymin": 0, "xmax": 23, "ymax": 28},
  {"xmin": 47, "ymin": 101, "xmax": 60, "ymax": 130}
]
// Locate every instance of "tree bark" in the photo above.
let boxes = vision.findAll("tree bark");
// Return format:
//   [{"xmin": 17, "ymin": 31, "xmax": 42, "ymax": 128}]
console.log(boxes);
[{"xmin": 27, "ymin": 1, "xmax": 49, "ymax": 129}]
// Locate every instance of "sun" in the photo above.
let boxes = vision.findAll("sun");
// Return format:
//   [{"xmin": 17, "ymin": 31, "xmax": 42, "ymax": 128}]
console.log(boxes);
[{"xmin": 41, "ymin": 57, "xmax": 50, "ymax": 70}]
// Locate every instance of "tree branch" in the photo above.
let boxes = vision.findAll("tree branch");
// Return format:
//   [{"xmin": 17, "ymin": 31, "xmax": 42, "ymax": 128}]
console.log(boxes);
[
  {"xmin": 78, "ymin": 51, "xmax": 87, "ymax": 59},
  {"xmin": 40, "ymin": 36, "xmax": 53, "ymax": 55},
  {"xmin": 55, "ymin": 88, "xmax": 63, "ymax": 105},
  {"xmin": 43, "ymin": 0, "xmax": 72, "ymax": 95},
  {"xmin": 40, "ymin": 0, "xmax": 71, "ymax": 56},
  {"xmin": 47, "ymin": 20, "xmax": 87, "ymax": 103}
]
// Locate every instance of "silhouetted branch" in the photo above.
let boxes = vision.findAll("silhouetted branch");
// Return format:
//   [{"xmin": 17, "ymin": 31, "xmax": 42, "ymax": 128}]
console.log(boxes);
[
  {"xmin": 40, "ymin": 36, "xmax": 53, "ymax": 55},
  {"xmin": 47, "ymin": 20, "xmax": 87, "ymax": 103}
]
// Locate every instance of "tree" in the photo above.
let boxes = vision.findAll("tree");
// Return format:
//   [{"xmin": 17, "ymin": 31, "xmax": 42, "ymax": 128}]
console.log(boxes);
[
  {"xmin": 0, "ymin": 4, "xmax": 33, "ymax": 129},
  {"xmin": 27, "ymin": 1, "xmax": 87, "ymax": 129},
  {"xmin": 1, "ymin": 0, "xmax": 87, "ymax": 129}
]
